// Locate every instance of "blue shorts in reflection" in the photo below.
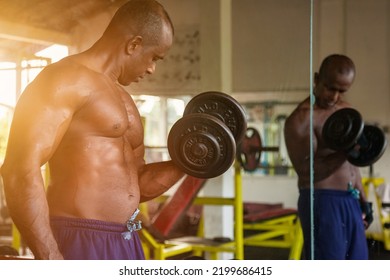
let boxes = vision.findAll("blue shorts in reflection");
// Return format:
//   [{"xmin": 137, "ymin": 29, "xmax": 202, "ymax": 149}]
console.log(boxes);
[{"xmin": 298, "ymin": 189, "xmax": 368, "ymax": 260}]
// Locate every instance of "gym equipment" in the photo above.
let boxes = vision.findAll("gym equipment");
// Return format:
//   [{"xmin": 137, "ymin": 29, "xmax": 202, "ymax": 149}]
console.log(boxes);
[
  {"xmin": 164, "ymin": 162, "xmax": 245, "ymax": 260},
  {"xmin": 236, "ymin": 127, "xmax": 279, "ymax": 172},
  {"xmin": 183, "ymin": 91, "xmax": 247, "ymax": 144},
  {"xmin": 322, "ymin": 108, "xmax": 387, "ymax": 166},
  {"xmin": 140, "ymin": 162, "xmax": 244, "ymax": 260},
  {"xmin": 152, "ymin": 176, "xmax": 206, "ymax": 237},
  {"xmin": 243, "ymin": 205, "xmax": 303, "ymax": 260},
  {"xmin": 138, "ymin": 228, "xmax": 194, "ymax": 260},
  {"xmin": 168, "ymin": 91, "xmax": 247, "ymax": 178},
  {"xmin": 168, "ymin": 114, "xmax": 236, "ymax": 178},
  {"xmin": 322, "ymin": 108, "xmax": 364, "ymax": 150}
]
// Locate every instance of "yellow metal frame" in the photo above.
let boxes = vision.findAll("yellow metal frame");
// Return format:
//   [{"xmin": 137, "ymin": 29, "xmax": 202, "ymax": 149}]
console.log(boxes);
[
  {"xmin": 140, "ymin": 162, "xmax": 244, "ymax": 260},
  {"xmin": 181, "ymin": 162, "xmax": 244, "ymax": 259},
  {"xmin": 11, "ymin": 224, "xmax": 21, "ymax": 251},
  {"xmin": 138, "ymin": 229, "xmax": 193, "ymax": 260},
  {"xmin": 362, "ymin": 177, "xmax": 390, "ymax": 250},
  {"xmin": 164, "ymin": 228, "xmax": 239, "ymax": 260},
  {"xmin": 243, "ymin": 213, "xmax": 303, "ymax": 260}
]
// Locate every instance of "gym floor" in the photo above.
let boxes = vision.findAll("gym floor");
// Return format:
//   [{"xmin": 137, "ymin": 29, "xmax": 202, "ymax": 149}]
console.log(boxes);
[{"xmin": 244, "ymin": 239, "xmax": 390, "ymax": 260}]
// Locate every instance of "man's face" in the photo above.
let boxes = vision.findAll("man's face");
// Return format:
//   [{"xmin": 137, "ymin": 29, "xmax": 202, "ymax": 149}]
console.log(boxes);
[
  {"xmin": 119, "ymin": 23, "xmax": 173, "ymax": 86},
  {"xmin": 314, "ymin": 71, "xmax": 354, "ymax": 109}
]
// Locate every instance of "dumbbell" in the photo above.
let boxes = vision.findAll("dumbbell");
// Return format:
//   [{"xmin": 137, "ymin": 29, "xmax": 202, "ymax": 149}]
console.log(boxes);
[
  {"xmin": 167, "ymin": 91, "xmax": 247, "ymax": 178},
  {"xmin": 322, "ymin": 108, "xmax": 387, "ymax": 167}
]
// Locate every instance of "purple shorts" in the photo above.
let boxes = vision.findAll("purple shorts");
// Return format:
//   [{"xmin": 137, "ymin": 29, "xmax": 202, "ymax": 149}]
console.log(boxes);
[{"xmin": 50, "ymin": 216, "xmax": 145, "ymax": 260}]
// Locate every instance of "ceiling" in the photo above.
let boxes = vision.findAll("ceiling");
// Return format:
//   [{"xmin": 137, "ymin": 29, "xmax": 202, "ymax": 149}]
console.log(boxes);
[{"xmin": 0, "ymin": 0, "xmax": 127, "ymax": 61}]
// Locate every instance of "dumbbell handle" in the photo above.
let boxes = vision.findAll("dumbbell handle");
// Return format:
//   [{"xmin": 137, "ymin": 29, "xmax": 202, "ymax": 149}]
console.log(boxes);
[
  {"xmin": 355, "ymin": 132, "xmax": 369, "ymax": 150},
  {"xmin": 244, "ymin": 146, "xmax": 279, "ymax": 153},
  {"xmin": 347, "ymin": 128, "xmax": 369, "ymax": 159},
  {"xmin": 262, "ymin": 147, "xmax": 279, "ymax": 152}
]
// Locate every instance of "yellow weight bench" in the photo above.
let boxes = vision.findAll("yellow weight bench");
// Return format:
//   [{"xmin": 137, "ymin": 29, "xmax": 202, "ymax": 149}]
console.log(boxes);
[
  {"xmin": 138, "ymin": 228, "xmax": 194, "ymax": 260},
  {"xmin": 165, "ymin": 235, "xmax": 237, "ymax": 260},
  {"xmin": 242, "ymin": 203, "xmax": 303, "ymax": 260},
  {"xmin": 139, "ymin": 219, "xmax": 239, "ymax": 260},
  {"xmin": 164, "ymin": 165, "xmax": 245, "ymax": 260},
  {"xmin": 140, "ymin": 164, "xmax": 245, "ymax": 260},
  {"xmin": 142, "ymin": 191, "xmax": 244, "ymax": 260}
]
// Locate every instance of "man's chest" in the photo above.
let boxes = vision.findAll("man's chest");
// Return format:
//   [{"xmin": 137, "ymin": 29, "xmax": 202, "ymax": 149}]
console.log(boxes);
[{"xmin": 70, "ymin": 88, "xmax": 143, "ymax": 145}]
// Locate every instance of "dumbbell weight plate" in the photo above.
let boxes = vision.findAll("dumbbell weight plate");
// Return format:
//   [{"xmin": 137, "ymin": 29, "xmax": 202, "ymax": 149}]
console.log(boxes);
[
  {"xmin": 236, "ymin": 127, "xmax": 280, "ymax": 172},
  {"xmin": 183, "ymin": 91, "xmax": 247, "ymax": 144},
  {"xmin": 322, "ymin": 108, "xmax": 364, "ymax": 150},
  {"xmin": 236, "ymin": 127, "xmax": 262, "ymax": 172},
  {"xmin": 347, "ymin": 125, "xmax": 388, "ymax": 167},
  {"xmin": 168, "ymin": 113, "xmax": 236, "ymax": 178}
]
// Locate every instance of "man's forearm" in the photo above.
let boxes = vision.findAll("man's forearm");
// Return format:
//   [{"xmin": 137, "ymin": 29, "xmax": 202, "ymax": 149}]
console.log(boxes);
[
  {"xmin": 2, "ymin": 172, "xmax": 63, "ymax": 259},
  {"xmin": 138, "ymin": 161, "xmax": 184, "ymax": 202}
]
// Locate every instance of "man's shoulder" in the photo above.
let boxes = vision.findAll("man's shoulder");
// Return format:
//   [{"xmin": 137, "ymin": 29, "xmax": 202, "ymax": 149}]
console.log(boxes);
[
  {"xmin": 288, "ymin": 100, "xmax": 311, "ymax": 119},
  {"xmin": 42, "ymin": 56, "xmax": 95, "ymax": 79},
  {"xmin": 32, "ymin": 56, "xmax": 104, "ymax": 94},
  {"xmin": 22, "ymin": 57, "xmax": 100, "ymax": 106}
]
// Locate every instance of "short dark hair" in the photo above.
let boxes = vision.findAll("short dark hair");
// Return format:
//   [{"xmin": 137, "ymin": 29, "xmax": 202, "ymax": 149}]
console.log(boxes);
[
  {"xmin": 104, "ymin": 0, "xmax": 174, "ymax": 45},
  {"xmin": 318, "ymin": 54, "xmax": 356, "ymax": 79}
]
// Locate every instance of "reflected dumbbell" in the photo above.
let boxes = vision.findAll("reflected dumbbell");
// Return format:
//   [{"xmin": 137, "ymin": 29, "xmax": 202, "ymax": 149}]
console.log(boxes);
[{"xmin": 322, "ymin": 108, "xmax": 387, "ymax": 167}]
